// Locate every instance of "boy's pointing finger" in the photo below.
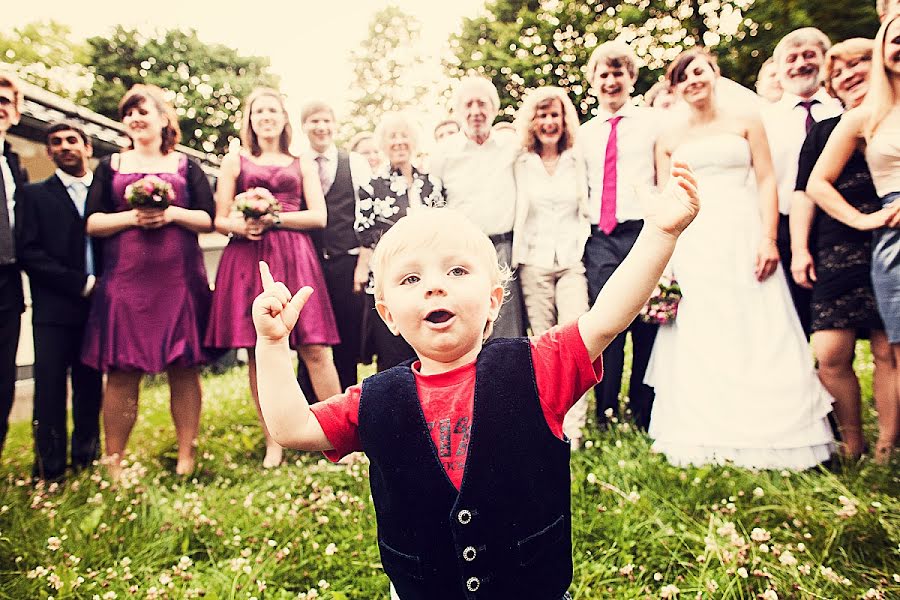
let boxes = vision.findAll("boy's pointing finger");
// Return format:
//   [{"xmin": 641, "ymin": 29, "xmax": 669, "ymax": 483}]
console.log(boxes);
[{"xmin": 259, "ymin": 261, "xmax": 275, "ymax": 291}]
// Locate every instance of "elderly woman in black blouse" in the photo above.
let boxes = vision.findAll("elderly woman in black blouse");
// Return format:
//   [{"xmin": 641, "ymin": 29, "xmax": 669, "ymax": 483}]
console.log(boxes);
[
  {"xmin": 795, "ymin": 38, "xmax": 897, "ymax": 462},
  {"xmin": 353, "ymin": 111, "xmax": 447, "ymax": 371}
]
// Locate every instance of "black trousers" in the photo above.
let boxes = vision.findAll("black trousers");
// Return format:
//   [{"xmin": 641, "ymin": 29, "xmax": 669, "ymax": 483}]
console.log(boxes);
[
  {"xmin": 583, "ymin": 222, "xmax": 657, "ymax": 430},
  {"xmin": 777, "ymin": 213, "xmax": 812, "ymax": 338},
  {"xmin": 0, "ymin": 310, "xmax": 20, "ymax": 457},
  {"xmin": 32, "ymin": 323, "xmax": 102, "ymax": 480},
  {"xmin": 297, "ymin": 253, "xmax": 365, "ymax": 398}
]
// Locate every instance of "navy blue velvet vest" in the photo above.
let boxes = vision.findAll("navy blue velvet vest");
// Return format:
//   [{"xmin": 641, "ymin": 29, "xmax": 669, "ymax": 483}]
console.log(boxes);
[{"xmin": 358, "ymin": 338, "xmax": 572, "ymax": 600}]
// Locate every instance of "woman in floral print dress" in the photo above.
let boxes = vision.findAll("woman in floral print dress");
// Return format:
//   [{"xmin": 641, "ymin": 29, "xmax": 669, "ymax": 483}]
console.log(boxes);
[{"xmin": 353, "ymin": 111, "xmax": 447, "ymax": 372}]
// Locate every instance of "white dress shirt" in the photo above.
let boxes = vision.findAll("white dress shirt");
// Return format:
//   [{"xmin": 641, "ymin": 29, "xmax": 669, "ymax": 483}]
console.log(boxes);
[
  {"xmin": 512, "ymin": 149, "xmax": 589, "ymax": 269},
  {"xmin": 56, "ymin": 169, "xmax": 96, "ymax": 289},
  {"xmin": 428, "ymin": 131, "xmax": 518, "ymax": 236},
  {"xmin": 0, "ymin": 139, "xmax": 16, "ymax": 231},
  {"xmin": 580, "ymin": 103, "xmax": 663, "ymax": 224},
  {"xmin": 308, "ymin": 144, "xmax": 372, "ymax": 200},
  {"xmin": 55, "ymin": 169, "xmax": 93, "ymax": 217},
  {"xmin": 762, "ymin": 88, "xmax": 843, "ymax": 214}
]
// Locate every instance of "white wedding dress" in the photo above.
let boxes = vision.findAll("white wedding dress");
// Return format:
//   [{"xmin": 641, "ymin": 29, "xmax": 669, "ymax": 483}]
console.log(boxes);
[{"xmin": 645, "ymin": 133, "xmax": 834, "ymax": 470}]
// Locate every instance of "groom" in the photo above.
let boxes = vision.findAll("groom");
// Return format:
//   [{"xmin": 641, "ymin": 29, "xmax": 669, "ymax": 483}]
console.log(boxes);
[{"xmin": 580, "ymin": 42, "xmax": 666, "ymax": 431}]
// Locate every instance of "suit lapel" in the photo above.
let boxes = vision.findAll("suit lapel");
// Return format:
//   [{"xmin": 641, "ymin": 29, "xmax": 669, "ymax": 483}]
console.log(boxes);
[{"xmin": 48, "ymin": 175, "xmax": 81, "ymax": 220}]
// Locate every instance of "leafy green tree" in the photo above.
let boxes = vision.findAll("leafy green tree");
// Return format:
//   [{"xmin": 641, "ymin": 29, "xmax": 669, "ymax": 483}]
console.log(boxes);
[
  {"xmin": 0, "ymin": 21, "xmax": 91, "ymax": 98},
  {"xmin": 83, "ymin": 27, "xmax": 279, "ymax": 155},
  {"xmin": 343, "ymin": 5, "xmax": 434, "ymax": 143},
  {"xmin": 449, "ymin": 0, "xmax": 879, "ymax": 121}
]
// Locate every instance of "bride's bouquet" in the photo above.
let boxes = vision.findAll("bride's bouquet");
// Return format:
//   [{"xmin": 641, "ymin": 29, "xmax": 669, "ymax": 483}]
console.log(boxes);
[
  {"xmin": 640, "ymin": 275, "xmax": 681, "ymax": 325},
  {"xmin": 233, "ymin": 187, "xmax": 282, "ymax": 219},
  {"xmin": 124, "ymin": 175, "xmax": 174, "ymax": 209}
]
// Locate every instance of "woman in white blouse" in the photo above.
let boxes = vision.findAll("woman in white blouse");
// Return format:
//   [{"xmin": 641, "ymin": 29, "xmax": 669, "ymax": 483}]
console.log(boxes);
[{"xmin": 513, "ymin": 86, "xmax": 591, "ymax": 448}]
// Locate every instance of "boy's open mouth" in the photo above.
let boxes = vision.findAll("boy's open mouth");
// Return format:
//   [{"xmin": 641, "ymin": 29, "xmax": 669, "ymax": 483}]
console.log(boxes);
[{"xmin": 425, "ymin": 309, "xmax": 454, "ymax": 324}]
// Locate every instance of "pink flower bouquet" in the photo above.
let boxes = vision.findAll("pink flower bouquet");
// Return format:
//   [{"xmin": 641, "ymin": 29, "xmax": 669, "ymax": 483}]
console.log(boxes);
[
  {"xmin": 233, "ymin": 187, "xmax": 282, "ymax": 219},
  {"xmin": 639, "ymin": 275, "xmax": 681, "ymax": 325},
  {"xmin": 124, "ymin": 176, "xmax": 175, "ymax": 209}
]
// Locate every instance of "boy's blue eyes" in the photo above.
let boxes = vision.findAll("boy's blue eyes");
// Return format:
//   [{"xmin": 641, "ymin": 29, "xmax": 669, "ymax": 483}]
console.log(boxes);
[{"xmin": 399, "ymin": 267, "xmax": 468, "ymax": 285}]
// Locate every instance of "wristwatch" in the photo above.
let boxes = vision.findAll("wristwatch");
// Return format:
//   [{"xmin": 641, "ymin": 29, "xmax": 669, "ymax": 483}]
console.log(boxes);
[{"xmin": 272, "ymin": 214, "xmax": 282, "ymax": 229}]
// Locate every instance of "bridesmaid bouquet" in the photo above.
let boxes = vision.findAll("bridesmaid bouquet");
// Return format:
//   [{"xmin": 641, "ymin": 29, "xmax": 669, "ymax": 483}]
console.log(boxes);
[
  {"xmin": 233, "ymin": 188, "xmax": 282, "ymax": 219},
  {"xmin": 640, "ymin": 275, "xmax": 682, "ymax": 325},
  {"xmin": 124, "ymin": 176, "xmax": 174, "ymax": 209}
]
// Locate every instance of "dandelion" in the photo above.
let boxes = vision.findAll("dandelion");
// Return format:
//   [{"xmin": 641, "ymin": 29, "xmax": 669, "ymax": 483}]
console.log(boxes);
[
  {"xmin": 653, "ymin": 572, "xmax": 663, "ymax": 581},
  {"xmin": 318, "ymin": 579, "xmax": 330, "ymax": 589},
  {"xmin": 736, "ymin": 567, "xmax": 748, "ymax": 578},
  {"xmin": 325, "ymin": 543, "xmax": 338, "ymax": 556},
  {"xmin": 586, "ymin": 473, "xmax": 597, "ymax": 485}
]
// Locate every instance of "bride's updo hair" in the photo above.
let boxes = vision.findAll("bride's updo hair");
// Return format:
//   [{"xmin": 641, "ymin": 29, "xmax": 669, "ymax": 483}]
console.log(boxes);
[{"xmin": 666, "ymin": 48, "xmax": 720, "ymax": 89}]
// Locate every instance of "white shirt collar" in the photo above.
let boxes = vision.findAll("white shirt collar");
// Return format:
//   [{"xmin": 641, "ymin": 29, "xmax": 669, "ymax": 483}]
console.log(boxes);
[
  {"xmin": 315, "ymin": 144, "xmax": 338, "ymax": 162},
  {"xmin": 0, "ymin": 138, "xmax": 5, "ymax": 156},
  {"xmin": 595, "ymin": 101, "xmax": 639, "ymax": 121},
  {"xmin": 777, "ymin": 88, "xmax": 833, "ymax": 109},
  {"xmin": 55, "ymin": 169, "xmax": 93, "ymax": 189}
]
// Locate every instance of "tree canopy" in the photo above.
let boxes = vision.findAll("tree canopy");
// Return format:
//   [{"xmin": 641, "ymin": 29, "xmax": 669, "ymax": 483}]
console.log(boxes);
[
  {"xmin": 83, "ymin": 27, "xmax": 279, "ymax": 155},
  {"xmin": 449, "ymin": 0, "xmax": 880, "ymax": 121}
]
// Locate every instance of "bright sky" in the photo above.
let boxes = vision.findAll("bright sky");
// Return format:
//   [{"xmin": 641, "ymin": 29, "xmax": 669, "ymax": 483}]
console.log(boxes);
[{"xmin": 6, "ymin": 0, "xmax": 486, "ymax": 148}]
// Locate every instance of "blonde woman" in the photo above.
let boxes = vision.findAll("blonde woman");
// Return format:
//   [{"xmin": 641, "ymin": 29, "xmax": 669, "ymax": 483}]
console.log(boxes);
[
  {"xmin": 807, "ymin": 16, "xmax": 900, "ymax": 462},
  {"xmin": 512, "ymin": 87, "xmax": 591, "ymax": 449}
]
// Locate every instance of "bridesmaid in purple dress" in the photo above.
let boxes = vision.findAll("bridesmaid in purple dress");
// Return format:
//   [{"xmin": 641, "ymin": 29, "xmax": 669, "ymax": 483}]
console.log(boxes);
[
  {"xmin": 205, "ymin": 88, "xmax": 341, "ymax": 468},
  {"xmin": 83, "ymin": 84, "xmax": 215, "ymax": 478}
]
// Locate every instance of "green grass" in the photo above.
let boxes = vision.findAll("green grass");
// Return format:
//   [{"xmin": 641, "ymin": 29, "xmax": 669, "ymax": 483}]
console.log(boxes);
[{"xmin": 0, "ymin": 345, "xmax": 897, "ymax": 599}]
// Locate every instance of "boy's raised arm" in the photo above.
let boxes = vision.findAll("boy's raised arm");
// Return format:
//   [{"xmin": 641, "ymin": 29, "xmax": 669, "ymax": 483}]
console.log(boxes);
[
  {"xmin": 253, "ymin": 262, "xmax": 334, "ymax": 451},
  {"xmin": 578, "ymin": 161, "xmax": 699, "ymax": 361}
]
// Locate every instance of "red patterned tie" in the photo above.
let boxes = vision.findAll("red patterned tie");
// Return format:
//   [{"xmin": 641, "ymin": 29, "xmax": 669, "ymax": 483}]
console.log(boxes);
[{"xmin": 598, "ymin": 115, "xmax": 623, "ymax": 235}]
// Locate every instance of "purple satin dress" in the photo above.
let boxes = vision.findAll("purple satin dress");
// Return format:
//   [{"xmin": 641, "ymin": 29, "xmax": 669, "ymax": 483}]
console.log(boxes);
[
  {"xmin": 82, "ymin": 157, "xmax": 213, "ymax": 373},
  {"xmin": 204, "ymin": 155, "xmax": 339, "ymax": 349}
]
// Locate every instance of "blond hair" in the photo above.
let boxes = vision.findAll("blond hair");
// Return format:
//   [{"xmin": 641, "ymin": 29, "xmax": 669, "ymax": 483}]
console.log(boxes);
[
  {"xmin": 863, "ymin": 15, "xmax": 900, "ymax": 141},
  {"xmin": 0, "ymin": 71, "xmax": 24, "ymax": 115},
  {"xmin": 240, "ymin": 87, "xmax": 292, "ymax": 157},
  {"xmin": 823, "ymin": 38, "xmax": 873, "ymax": 100},
  {"xmin": 586, "ymin": 41, "xmax": 639, "ymax": 83},
  {"xmin": 370, "ymin": 209, "xmax": 510, "ymax": 302},
  {"xmin": 514, "ymin": 86, "xmax": 580, "ymax": 154}
]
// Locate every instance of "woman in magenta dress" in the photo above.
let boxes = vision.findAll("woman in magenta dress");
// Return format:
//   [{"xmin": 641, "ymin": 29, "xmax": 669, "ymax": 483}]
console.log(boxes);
[
  {"xmin": 205, "ymin": 87, "xmax": 340, "ymax": 468},
  {"xmin": 83, "ymin": 84, "xmax": 216, "ymax": 478}
]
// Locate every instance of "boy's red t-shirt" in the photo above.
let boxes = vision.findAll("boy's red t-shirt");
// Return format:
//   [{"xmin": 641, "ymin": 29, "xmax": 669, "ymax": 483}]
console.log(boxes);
[{"xmin": 310, "ymin": 321, "xmax": 602, "ymax": 490}]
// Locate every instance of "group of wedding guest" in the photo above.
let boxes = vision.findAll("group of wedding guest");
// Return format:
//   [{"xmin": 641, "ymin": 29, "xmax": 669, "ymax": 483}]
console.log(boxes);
[{"xmin": 2, "ymin": 5, "xmax": 899, "ymax": 483}]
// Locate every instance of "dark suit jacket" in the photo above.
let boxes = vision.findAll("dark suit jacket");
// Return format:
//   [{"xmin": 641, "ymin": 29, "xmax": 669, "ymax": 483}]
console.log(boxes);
[
  {"xmin": 18, "ymin": 174, "xmax": 97, "ymax": 326},
  {"xmin": 1, "ymin": 143, "xmax": 27, "ymax": 313}
]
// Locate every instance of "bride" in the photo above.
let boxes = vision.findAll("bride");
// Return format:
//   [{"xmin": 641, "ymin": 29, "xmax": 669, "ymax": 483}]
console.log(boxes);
[{"xmin": 646, "ymin": 48, "xmax": 834, "ymax": 470}]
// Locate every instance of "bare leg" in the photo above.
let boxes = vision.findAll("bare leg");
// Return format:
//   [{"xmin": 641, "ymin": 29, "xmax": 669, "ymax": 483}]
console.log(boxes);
[
  {"xmin": 167, "ymin": 365, "xmax": 202, "ymax": 475},
  {"xmin": 813, "ymin": 329, "xmax": 864, "ymax": 458},
  {"xmin": 872, "ymin": 336, "xmax": 899, "ymax": 464},
  {"xmin": 298, "ymin": 344, "xmax": 343, "ymax": 401},
  {"xmin": 248, "ymin": 350, "xmax": 283, "ymax": 468},
  {"xmin": 103, "ymin": 370, "xmax": 143, "ymax": 478}
]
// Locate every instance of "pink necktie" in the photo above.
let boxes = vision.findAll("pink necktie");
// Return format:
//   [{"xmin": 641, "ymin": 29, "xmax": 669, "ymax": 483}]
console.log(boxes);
[
  {"xmin": 798, "ymin": 100, "xmax": 818, "ymax": 134},
  {"xmin": 598, "ymin": 115, "xmax": 622, "ymax": 235}
]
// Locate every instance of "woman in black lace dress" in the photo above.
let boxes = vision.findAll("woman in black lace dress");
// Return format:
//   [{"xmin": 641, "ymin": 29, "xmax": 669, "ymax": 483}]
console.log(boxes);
[
  {"xmin": 795, "ymin": 39, "xmax": 897, "ymax": 462},
  {"xmin": 353, "ymin": 112, "xmax": 447, "ymax": 372}
]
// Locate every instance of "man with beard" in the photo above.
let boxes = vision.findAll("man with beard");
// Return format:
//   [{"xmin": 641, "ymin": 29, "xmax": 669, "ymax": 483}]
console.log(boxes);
[
  {"xmin": 0, "ymin": 72, "xmax": 28, "ymax": 459},
  {"xmin": 763, "ymin": 28, "xmax": 842, "ymax": 337},
  {"xmin": 428, "ymin": 76, "xmax": 526, "ymax": 339},
  {"xmin": 18, "ymin": 121, "xmax": 102, "ymax": 481},
  {"xmin": 579, "ymin": 41, "xmax": 665, "ymax": 431}
]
